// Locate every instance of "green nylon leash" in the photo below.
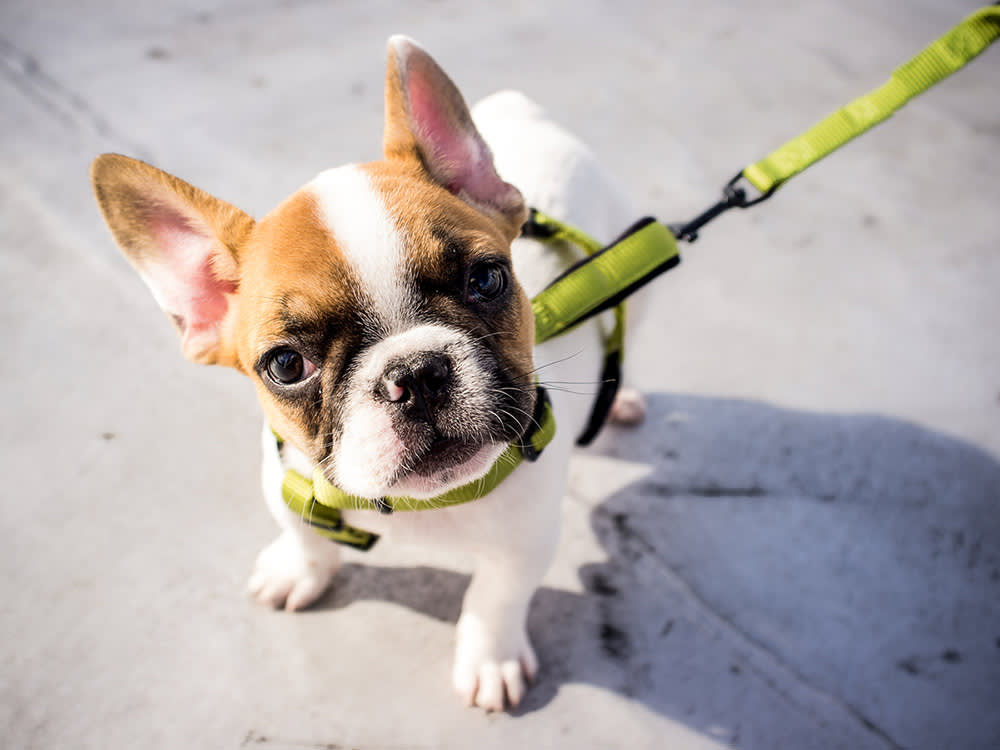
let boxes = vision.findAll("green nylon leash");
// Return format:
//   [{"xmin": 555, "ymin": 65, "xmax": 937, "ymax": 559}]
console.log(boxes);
[
  {"xmin": 744, "ymin": 3, "xmax": 1000, "ymax": 196},
  {"xmin": 672, "ymin": 3, "xmax": 999, "ymax": 241}
]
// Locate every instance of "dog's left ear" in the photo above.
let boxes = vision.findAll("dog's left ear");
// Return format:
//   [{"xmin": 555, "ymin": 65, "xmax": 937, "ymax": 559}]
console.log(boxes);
[{"xmin": 383, "ymin": 35, "xmax": 526, "ymax": 237}]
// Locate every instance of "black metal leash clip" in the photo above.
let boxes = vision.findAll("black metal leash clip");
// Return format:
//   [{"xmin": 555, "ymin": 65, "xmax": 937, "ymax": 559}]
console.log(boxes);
[{"xmin": 669, "ymin": 171, "xmax": 776, "ymax": 243}]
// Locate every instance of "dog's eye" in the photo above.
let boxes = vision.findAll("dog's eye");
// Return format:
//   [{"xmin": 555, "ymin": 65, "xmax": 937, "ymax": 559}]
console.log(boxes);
[
  {"xmin": 466, "ymin": 261, "xmax": 507, "ymax": 303},
  {"xmin": 265, "ymin": 348, "xmax": 316, "ymax": 385}
]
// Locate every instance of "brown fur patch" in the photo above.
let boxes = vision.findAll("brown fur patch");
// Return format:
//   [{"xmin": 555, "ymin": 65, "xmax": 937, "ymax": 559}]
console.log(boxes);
[
  {"xmin": 234, "ymin": 190, "xmax": 355, "ymax": 363},
  {"xmin": 232, "ymin": 188, "xmax": 362, "ymax": 452}
]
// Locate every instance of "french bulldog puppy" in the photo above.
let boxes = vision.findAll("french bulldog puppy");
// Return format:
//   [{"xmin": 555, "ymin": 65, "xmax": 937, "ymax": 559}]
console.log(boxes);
[{"xmin": 91, "ymin": 36, "xmax": 642, "ymax": 711}]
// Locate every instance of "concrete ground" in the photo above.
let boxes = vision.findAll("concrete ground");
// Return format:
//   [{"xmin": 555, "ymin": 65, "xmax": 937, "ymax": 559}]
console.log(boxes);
[{"xmin": 2, "ymin": 1, "xmax": 998, "ymax": 748}]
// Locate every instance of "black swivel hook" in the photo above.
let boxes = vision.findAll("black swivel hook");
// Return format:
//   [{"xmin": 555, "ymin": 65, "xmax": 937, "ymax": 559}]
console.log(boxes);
[{"xmin": 669, "ymin": 171, "xmax": 776, "ymax": 243}]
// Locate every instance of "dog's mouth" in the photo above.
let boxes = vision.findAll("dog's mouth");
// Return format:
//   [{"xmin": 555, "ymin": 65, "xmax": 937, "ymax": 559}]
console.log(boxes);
[
  {"xmin": 381, "ymin": 433, "xmax": 506, "ymax": 499},
  {"xmin": 409, "ymin": 435, "xmax": 484, "ymax": 478},
  {"xmin": 326, "ymin": 329, "xmax": 536, "ymax": 500}
]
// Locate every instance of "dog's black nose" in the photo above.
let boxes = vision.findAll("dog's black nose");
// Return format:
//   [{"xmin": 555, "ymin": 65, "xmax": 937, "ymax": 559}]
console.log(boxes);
[{"xmin": 381, "ymin": 352, "xmax": 452, "ymax": 423}]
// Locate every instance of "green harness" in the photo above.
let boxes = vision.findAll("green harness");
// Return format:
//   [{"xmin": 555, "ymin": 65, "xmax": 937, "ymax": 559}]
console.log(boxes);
[{"xmin": 276, "ymin": 5, "xmax": 999, "ymax": 550}]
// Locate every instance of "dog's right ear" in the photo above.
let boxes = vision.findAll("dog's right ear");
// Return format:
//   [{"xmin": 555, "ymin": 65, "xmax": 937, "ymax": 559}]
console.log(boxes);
[{"xmin": 90, "ymin": 154, "xmax": 255, "ymax": 367}]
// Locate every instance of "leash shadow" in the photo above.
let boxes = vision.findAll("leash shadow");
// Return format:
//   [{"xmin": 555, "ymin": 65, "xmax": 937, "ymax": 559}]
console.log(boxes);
[{"xmin": 311, "ymin": 392, "xmax": 1000, "ymax": 746}]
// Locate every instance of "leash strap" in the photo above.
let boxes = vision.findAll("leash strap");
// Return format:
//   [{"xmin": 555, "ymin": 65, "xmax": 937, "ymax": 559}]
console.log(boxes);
[
  {"xmin": 744, "ymin": 4, "xmax": 1000, "ymax": 196},
  {"xmin": 672, "ymin": 3, "xmax": 1000, "ymax": 241}
]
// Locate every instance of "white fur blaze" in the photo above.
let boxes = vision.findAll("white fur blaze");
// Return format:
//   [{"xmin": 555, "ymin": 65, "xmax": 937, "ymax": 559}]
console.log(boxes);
[
  {"xmin": 333, "ymin": 399, "xmax": 408, "ymax": 496},
  {"xmin": 309, "ymin": 165, "xmax": 413, "ymax": 332}
]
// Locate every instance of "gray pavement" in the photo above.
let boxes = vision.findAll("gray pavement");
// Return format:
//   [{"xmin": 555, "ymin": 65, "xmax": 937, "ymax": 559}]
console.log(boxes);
[{"xmin": 2, "ymin": 1, "xmax": 998, "ymax": 748}]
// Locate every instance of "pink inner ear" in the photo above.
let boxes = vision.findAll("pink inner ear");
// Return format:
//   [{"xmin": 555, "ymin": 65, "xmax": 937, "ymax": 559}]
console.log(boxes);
[
  {"xmin": 407, "ymin": 76, "xmax": 509, "ymax": 207},
  {"xmin": 144, "ymin": 206, "xmax": 236, "ymax": 344}
]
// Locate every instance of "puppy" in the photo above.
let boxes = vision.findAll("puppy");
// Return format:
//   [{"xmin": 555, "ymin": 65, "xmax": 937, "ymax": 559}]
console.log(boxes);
[{"xmin": 91, "ymin": 36, "xmax": 642, "ymax": 711}]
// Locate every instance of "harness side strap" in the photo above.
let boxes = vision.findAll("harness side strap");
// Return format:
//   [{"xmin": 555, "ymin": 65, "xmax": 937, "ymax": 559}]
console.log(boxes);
[
  {"xmin": 743, "ymin": 4, "xmax": 1000, "ymax": 195},
  {"xmin": 532, "ymin": 217, "xmax": 680, "ymax": 344}
]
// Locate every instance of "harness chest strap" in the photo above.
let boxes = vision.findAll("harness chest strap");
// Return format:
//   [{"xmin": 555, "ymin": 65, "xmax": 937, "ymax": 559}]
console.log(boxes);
[{"xmin": 276, "ymin": 387, "xmax": 557, "ymax": 550}]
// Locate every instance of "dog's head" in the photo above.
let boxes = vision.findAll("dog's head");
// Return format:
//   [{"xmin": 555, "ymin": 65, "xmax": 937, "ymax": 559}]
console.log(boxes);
[{"xmin": 91, "ymin": 37, "xmax": 536, "ymax": 499}]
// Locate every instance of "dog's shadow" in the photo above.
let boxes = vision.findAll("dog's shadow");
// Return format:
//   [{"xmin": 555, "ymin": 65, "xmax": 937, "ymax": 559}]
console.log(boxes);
[{"xmin": 314, "ymin": 392, "xmax": 1000, "ymax": 744}]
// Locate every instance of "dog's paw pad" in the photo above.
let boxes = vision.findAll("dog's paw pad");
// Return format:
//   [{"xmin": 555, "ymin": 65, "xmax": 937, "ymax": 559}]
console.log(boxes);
[
  {"xmin": 452, "ymin": 614, "xmax": 537, "ymax": 711},
  {"xmin": 609, "ymin": 387, "xmax": 647, "ymax": 426},
  {"xmin": 246, "ymin": 531, "xmax": 340, "ymax": 611}
]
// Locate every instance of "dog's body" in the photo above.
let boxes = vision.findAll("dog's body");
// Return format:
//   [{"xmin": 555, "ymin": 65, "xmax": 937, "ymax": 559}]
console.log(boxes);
[{"xmin": 92, "ymin": 38, "xmax": 641, "ymax": 711}]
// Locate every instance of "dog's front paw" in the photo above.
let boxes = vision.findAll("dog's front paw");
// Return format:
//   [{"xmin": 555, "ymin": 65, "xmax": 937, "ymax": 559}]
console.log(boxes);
[
  {"xmin": 246, "ymin": 531, "xmax": 340, "ymax": 611},
  {"xmin": 452, "ymin": 613, "xmax": 538, "ymax": 711}
]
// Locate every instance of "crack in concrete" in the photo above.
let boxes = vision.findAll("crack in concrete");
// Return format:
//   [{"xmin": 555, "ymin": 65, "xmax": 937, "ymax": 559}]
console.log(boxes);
[
  {"xmin": 0, "ymin": 35, "xmax": 151, "ymax": 159},
  {"xmin": 641, "ymin": 480, "xmax": 769, "ymax": 499},
  {"xmin": 239, "ymin": 729, "xmax": 429, "ymax": 749},
  {"xmin": 596, "ymin": 504, "xmax": 906, "ymax": 750}
]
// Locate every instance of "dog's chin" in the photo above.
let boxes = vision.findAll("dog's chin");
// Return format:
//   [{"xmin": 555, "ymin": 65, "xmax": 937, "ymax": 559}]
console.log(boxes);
[{"xmin": 388, "ymin": 441, "xmax": 507, "ymax": 500}]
